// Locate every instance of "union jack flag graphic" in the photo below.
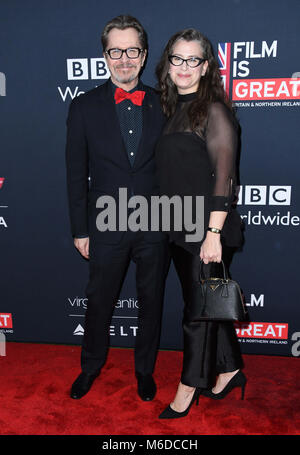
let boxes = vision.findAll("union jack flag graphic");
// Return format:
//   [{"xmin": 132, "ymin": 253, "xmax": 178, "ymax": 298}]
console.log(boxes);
[
  {"xmin": 218, "ymin": 42, "xmax": 231, "ymax": 97},
  {"xmin": 0, "ymin": 178, "xmax": 5, "ymax": 189}
]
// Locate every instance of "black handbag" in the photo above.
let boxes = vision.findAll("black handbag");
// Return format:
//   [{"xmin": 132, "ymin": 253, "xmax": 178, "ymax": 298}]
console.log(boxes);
[{"xmin": 188, "ymin": 260, "xmax": 247, "ymax": 321}]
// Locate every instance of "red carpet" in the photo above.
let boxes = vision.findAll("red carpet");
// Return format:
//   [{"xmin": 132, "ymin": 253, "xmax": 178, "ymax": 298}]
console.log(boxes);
[{"xmin": 0, "ymin": 342, "xmax": 299, "ymax": 435}]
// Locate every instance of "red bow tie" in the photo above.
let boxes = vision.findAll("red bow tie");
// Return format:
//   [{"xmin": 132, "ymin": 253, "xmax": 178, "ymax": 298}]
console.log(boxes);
[{"xmin": 114, "ymin": 87, "xmax": 146, "ymax": 106}]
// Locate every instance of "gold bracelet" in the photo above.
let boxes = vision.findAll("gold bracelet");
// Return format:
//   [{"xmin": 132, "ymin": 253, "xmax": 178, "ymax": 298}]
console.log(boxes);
[{"xmin": 207, "ymin": 227, "xmax": 222, "ymax": 234}]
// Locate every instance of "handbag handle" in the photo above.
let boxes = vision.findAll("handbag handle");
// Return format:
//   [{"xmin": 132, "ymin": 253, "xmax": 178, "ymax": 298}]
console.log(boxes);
[{"xmin": 199, "ymin": 259, "xmax": 228, "ymax": 282}]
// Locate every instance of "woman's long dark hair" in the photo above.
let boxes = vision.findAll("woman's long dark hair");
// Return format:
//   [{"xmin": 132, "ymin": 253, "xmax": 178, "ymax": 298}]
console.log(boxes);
[{"xmin": 156, "ymin": 28, "xmax": 233, "ymax": 130}]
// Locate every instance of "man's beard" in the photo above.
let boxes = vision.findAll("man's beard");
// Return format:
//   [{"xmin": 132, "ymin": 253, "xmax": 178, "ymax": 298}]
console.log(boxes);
[{"xmin": 113, "ymin": 63, "xmax": 139, "ymax": 84}]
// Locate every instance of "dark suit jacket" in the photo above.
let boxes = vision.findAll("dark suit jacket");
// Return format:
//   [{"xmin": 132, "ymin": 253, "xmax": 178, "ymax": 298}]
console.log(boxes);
[{"xmin": 65, "ymin": 79, "xmax": 166, "ymax": 245}]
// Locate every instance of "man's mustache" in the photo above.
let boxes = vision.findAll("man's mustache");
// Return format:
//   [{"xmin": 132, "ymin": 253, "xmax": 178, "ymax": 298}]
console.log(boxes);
[{"xmin": 116, "ymin": 63, "xmax": 136, "ymax": 69}]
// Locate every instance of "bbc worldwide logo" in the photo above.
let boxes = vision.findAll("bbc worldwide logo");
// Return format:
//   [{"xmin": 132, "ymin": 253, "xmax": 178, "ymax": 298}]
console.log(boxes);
[
  {"xmin": 237, "ymin": 185, "xmax": 291, "ymax": 206},
  {"xmin": 66, "ymin": 58, "xmax": 110, "ymax": 80}
]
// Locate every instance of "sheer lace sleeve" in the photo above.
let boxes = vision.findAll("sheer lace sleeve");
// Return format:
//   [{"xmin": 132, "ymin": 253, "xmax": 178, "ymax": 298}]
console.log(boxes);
[{"xmin": 205, "ymin": 102, "xmax": 238, "ymax": 212}]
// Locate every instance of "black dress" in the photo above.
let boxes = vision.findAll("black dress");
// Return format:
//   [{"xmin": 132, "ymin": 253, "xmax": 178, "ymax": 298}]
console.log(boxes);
[{"xmin": 155, "ymin": 92, "xmax": 243, "ymax": 388}]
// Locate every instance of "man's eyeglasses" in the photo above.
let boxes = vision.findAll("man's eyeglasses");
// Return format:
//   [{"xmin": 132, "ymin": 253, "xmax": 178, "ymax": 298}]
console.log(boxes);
[
  {"xmin": 105, "ymin": 48, "xmax": 144, "ymax": 60},
  {"xmin": 168, "ymin": 55, "xmax": 206, "ymax": 68}
]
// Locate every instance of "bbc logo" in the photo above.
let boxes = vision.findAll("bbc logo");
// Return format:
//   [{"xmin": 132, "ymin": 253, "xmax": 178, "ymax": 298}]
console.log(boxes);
[
  {"xmin": 237, "ymin": 185, "xmax": 291, "ymax": 205},
  {"xmin": 67, "ymin": 58, "xmax": 110, "ymax": 80}
]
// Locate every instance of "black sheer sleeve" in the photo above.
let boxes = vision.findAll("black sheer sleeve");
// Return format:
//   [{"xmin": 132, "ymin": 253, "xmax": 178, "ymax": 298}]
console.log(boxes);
[{"xmin": 205, "ymin": 102, "xmax": 238, "ymax": 212}]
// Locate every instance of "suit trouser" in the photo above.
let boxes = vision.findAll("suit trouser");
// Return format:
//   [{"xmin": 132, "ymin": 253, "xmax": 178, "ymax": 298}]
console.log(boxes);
[
  {"xmin": 171, "ymin": 242, "xmax": 244, "ymax": 388},
  {"xmin": 81, "ymin": 230, "xmax": 170, "ymax": 376}
]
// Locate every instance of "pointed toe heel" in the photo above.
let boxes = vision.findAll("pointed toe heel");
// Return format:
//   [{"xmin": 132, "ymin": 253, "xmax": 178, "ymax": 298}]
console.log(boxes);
[
  {"xmin": 158, "ymin": 387, "xmax": 201, "ymax": 420},
  {"xmin": 202, "ymin": 370, "xmax": 247, "ymax": 400}
]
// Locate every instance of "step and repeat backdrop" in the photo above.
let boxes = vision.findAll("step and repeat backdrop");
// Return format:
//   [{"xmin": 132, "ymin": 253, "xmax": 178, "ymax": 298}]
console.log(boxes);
[{"xmin": 1, "ymin": 0, "xmax": 300, "ymax": 357}]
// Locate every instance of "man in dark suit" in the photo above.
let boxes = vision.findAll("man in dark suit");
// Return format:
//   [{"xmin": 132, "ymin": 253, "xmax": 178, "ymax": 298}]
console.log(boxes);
[{"xmin": 66, "ymin": 15, "xmax": 170, "ymax": 401}]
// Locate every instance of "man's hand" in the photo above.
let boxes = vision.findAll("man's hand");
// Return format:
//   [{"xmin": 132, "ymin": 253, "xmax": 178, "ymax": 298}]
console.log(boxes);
[{"xmin": 74, "ymin": 237, "xmax": 89, "ymax": 259}]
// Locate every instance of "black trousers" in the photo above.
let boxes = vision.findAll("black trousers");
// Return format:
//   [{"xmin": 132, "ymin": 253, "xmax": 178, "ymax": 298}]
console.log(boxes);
[
  {"xmin": 81, "ymin": 231, "xmax": 170, "ymax": 376},
  {"xmin": 171, "ymin": 242, "xmax": 243, "ymax": 388}
]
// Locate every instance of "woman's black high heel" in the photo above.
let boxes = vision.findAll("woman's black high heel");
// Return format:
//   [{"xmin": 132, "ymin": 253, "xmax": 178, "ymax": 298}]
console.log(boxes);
[
  {"xmin": 202, "ymin": 370, "xmax": 247, "ymax": 400},
  {"xmin": 159, "ymin": 387, "xmax": 202, "ymax": 419}
]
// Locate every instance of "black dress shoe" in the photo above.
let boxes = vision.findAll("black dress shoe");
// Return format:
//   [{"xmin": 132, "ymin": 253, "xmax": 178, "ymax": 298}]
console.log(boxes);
[
  {"xmin": 136, "ymin": 373, "xmax": 156, "ymax": 401},
  {"xmin": 201, "ymin": 370, "xmax": 247, "ymax": 400},
  {"xmin": 159, "ymin": 387, "xmax": 201, "ymax": 419},
  {"xmin": 70, "ymin": 372, "xmax": 99, "ymax": 399}
]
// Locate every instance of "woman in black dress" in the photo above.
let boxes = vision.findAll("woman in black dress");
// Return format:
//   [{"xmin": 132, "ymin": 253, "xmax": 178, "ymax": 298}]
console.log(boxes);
[{"xmin": 155, "ymin": 29, "xmax": 246, "ymax": 419}]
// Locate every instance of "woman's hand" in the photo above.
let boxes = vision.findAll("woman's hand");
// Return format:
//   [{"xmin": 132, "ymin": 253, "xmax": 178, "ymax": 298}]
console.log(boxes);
[{"xmin": 200, "ymin": 231, "xmax": 222, "ymax": 264}]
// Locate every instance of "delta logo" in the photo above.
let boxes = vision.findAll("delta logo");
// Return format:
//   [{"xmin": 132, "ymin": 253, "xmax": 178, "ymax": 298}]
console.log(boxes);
[
  {"xmin": 218, "ymin": 40, "xmax": 300, "ymax": 102},
  {"xmin": 73, "ymin": 324, "xmax": 84, "ymax": 336},
  {"xmin": 0, "ymin": 313, "xmax": 13, "ymax": 329},
  {"xmin": 0, "ymin": 178, "xmax": 5, "ymax": 189}
]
